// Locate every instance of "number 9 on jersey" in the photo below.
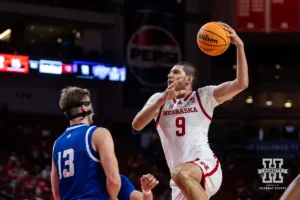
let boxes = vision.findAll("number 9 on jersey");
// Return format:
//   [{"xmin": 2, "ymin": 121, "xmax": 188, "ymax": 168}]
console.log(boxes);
[{"xmin": 175, "ymin": 117, "xmax": 186, "ymax": 137}]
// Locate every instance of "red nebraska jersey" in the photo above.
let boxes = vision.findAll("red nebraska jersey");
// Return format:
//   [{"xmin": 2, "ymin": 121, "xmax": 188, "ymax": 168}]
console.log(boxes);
[{"xmin": 146, "ymin": 86, "xmax": 219, "ymax": 172}]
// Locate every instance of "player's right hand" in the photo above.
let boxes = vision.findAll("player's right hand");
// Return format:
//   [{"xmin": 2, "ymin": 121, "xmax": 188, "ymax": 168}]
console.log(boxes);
[{"xmin": 160, "ymin": 79, "xmax": 186, "ymax": 103}]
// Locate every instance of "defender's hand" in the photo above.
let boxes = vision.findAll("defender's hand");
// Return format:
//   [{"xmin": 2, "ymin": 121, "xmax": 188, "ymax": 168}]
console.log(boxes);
[{"xmin": 141, "ymin": 173, "xmax": 159, "ymax": 192}]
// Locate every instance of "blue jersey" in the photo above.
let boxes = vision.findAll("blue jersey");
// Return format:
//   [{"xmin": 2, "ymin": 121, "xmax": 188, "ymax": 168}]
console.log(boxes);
[
  {"xmin": 118, "ymin": 175, "xmax": 136, "ymax": 200},
  {"xmin": 53, "ymin": 123, "xmax": 110, "ymax": 200}
]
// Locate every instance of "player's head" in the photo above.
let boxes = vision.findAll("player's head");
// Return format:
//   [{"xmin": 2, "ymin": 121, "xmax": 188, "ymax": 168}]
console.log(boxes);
[
  {"xmin": 168, "ymin": 61, "xmax": 198, "ymax": 90},
  {"xmin": 59, "ymin": 86, "xmax": 94, "ymax": 125}
]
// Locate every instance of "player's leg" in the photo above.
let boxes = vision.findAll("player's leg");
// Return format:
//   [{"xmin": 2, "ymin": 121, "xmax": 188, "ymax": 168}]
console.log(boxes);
[
  {"xmin": 280, "ymin": 174, "xmax": 300, "ymax": 200},
  {"xmin": 171, "ymin": 163, "xmax": 208, "ymax": 200}
]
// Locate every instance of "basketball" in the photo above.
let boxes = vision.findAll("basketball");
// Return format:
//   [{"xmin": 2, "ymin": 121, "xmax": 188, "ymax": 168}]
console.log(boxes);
[{"xmin": 197, "ymin": 22, "xmax": 230, "ymax": 56}]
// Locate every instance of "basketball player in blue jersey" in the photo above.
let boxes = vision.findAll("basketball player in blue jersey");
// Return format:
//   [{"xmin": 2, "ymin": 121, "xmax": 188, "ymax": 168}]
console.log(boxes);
[
  {"xmin": 51, "ymin": 86, "xmax": 121, "ymax": 200},
  {"xmin": 118, "ymin": 173, "xmax": 159, "ymax": 200}
]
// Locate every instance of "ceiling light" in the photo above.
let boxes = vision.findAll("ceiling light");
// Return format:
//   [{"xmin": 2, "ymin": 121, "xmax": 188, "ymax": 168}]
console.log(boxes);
[
  {"xmin": 284, "ymin": 100, "xmax": 292, "ymax": 108},
  {"xmin": 0, "ymin": 29, "xmax": 11, "ymax": 40},
  {"xmin": 275, "ymin": 64, "xmax": 281, "ymax": 69},
  {"xmin": 266, "ymin": 100, "xmax": 272, "ymax": 106},
  {"xmin": 246, "ymin": 96, "xmax": 253, "ymax": 104}
]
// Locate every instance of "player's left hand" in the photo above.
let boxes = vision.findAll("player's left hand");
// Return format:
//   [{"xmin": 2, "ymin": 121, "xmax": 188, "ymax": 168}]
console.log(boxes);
[
  {"xmin": 218, "ymin": 21, "xmax": 244, "ymax": 48},
  {"xmin": 140, "ymin": 173, "xmax": 159, "ymax": 192}
]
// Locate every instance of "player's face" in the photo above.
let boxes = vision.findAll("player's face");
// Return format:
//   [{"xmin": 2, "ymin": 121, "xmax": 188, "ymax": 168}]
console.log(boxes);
[
  {"xmin": 167, "ymin": 65, "xmax": 187, "ymax": 89},
  {"xmin": 87, "ymin": 104, "xmax": 94, "ymax": 125},
  {"xmin": 81, "ymin": 97, "xmax": 94, "ymax": 125}
]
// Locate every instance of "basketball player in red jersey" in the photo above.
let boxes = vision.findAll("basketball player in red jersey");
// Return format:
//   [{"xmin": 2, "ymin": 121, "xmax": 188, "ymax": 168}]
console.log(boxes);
[
  {"xmin": 280, "ymin": 174, "xmax": 300, "ymax": 200},
  {"xmin": 132, "ymin": 22, "xmax": 248, "ymax": 200}
]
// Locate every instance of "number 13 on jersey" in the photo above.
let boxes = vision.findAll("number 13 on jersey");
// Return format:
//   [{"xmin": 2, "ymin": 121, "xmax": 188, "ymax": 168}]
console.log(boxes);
[
  {"xmin": 57, "ymin": 148, "xmax": 75, "ymax": 179},
  {"xmin": 175, "ymin": 117, "xmax": 186, "ymax": 137}
]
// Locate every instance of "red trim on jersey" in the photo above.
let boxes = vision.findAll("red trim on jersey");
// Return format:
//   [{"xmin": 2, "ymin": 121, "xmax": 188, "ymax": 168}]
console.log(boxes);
[
  {"xmin": 187, "ymin": 155, "xmax": 220, "ymax": 191},
  {"xmin": 172, "ymin": 91, "xmax": 194, "ymax": 104},
  {"xmin": 202, "ymin": 158, "xmax": 220, "ymax": 191},
  {"xmin": 184, "ymin": 91, "xmax": 194, "ymax": 101},
  {"xmin": 187, "ymin": 158, "xmax": 200, "ymax": 163},
  {"xmin": 195, "ymin": 90, "xmax": 212, "ymax": 121},
  {"xmin": 155, "ymin": 103, "xmax": 165, "ymax": 128}
]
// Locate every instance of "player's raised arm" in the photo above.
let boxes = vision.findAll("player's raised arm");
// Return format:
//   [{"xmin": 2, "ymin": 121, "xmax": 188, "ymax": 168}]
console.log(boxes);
[
  {"xmin": 93, "ymin": 128, "xmax": 121, "ymax": 200},
  {"xmin": 212, "ymin": 22, "xmax": 249, "ymax": 104},
  {"xmin": 51, "ymin": 159, "xmax": 61, "ymax": 200},
  {"xmin": 132, "ymin": 79, "xmax": 186, "ymax": 131}
]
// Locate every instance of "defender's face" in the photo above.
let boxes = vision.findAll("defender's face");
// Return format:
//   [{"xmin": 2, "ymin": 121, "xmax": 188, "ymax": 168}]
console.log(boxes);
[
  {"xmin": 86, "ymin": 102, "xmax": 94, "ymax": 125},
  {"xmin": 167, "ymin": 65, "xmax": 187, "ymax": 89},
  {"xmin": 81, "ymin": 97, "xmax": 94, "ymax": 125},
  {"xmin": 87, "ymin": 113, "xmax": 94, "ymax": 125}
]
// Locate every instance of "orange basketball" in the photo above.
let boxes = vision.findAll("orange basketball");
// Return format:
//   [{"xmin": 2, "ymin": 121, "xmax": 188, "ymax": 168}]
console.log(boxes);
[{"xmin": 197, "ymin": 22, "xmax": 230, "ymax": 56}]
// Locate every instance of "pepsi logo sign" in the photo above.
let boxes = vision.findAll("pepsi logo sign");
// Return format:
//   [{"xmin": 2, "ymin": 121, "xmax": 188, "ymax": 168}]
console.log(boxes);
[{"xmin": 126, "ymin": 25, "xmax": 182, "ymax": 87}]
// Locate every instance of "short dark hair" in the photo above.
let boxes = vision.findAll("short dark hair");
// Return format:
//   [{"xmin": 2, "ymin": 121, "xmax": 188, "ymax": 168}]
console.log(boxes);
[
  {"xmin": 175, "ymin": 61, "xmax": 198, "ymax": 89},
  {"xmin": 59, "ymin": 86, "xmax": 91, "ymax": 111}
]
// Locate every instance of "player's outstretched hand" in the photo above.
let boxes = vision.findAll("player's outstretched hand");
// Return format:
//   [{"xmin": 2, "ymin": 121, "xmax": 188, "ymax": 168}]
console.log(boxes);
[
  {"xmin": 218, "ymin": 21, "xmax": 244, "ymax": 48},
  {"xmin": 140, "ymin": 173, "xmax": 159, "ymax": 192},
  {"xmin": 160, "ymin": 79, "xmax": 186, "ymax": 103}
]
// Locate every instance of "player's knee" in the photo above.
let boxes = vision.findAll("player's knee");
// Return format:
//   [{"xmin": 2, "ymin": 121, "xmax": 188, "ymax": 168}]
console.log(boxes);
[
  {"xmin": 295, "ymin": 174, "xmax": 300, "ymax": 183},
  {"xmin": 171, "ymin": 167, "xmax": 190, "ymax": 184}
]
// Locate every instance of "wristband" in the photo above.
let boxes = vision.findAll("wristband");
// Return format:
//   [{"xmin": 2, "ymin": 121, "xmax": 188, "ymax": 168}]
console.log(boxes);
[{"xmin": 142, "ymin": 189, "xmax": 151, "ymax": 195}]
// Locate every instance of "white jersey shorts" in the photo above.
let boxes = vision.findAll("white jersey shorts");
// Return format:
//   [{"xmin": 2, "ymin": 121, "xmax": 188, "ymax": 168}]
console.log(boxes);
[{"xmin": 170, "ymin": 155, "xmax": 222, "ymax": 200}]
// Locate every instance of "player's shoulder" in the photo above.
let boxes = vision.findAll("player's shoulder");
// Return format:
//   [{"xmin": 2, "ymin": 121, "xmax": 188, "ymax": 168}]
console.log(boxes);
[
  {"xmin": 120, "ymin": 174, "xmax": 130, "ymax": 182},
  {"xmin": 91, "ymin": 127, "xmax": 113, "ymax": 146},
  {"xmin": 53, "ymin": 130, "xmax": 68, "ymax": 146},
  {"xmin": 60, "ymin": 124, "xmax": 95, "ymax": 137},
  {"xmin": 145, "ymin": 92, "xmax": 164, "ymax": 106},
  {"xmin": 150, "ymin": 92, "xmax": 164, "ymax": 99},
  {"xmin": 93, "ymin": 126, "xmax": 109, "ymax": 133},
  {"xmin": 197, "ymin": 85, "xmax": 217, "ymax": 95},
  {"xmin": 120, "ymin": 174, "xmax": 136, "ymax": 191},
  {"xmin": 52, "ymin": 133, "xmax": 68, "ymax": 152}
]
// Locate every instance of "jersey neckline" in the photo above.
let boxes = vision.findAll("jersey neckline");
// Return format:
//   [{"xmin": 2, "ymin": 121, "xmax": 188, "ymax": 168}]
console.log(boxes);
[
  {"xmin": 172, "ymin": 91, "xmax": 194, "ymax": 103},
  {"xmin": 67, "ymin": 123, "xmax": 89, "ymax": 130}
]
